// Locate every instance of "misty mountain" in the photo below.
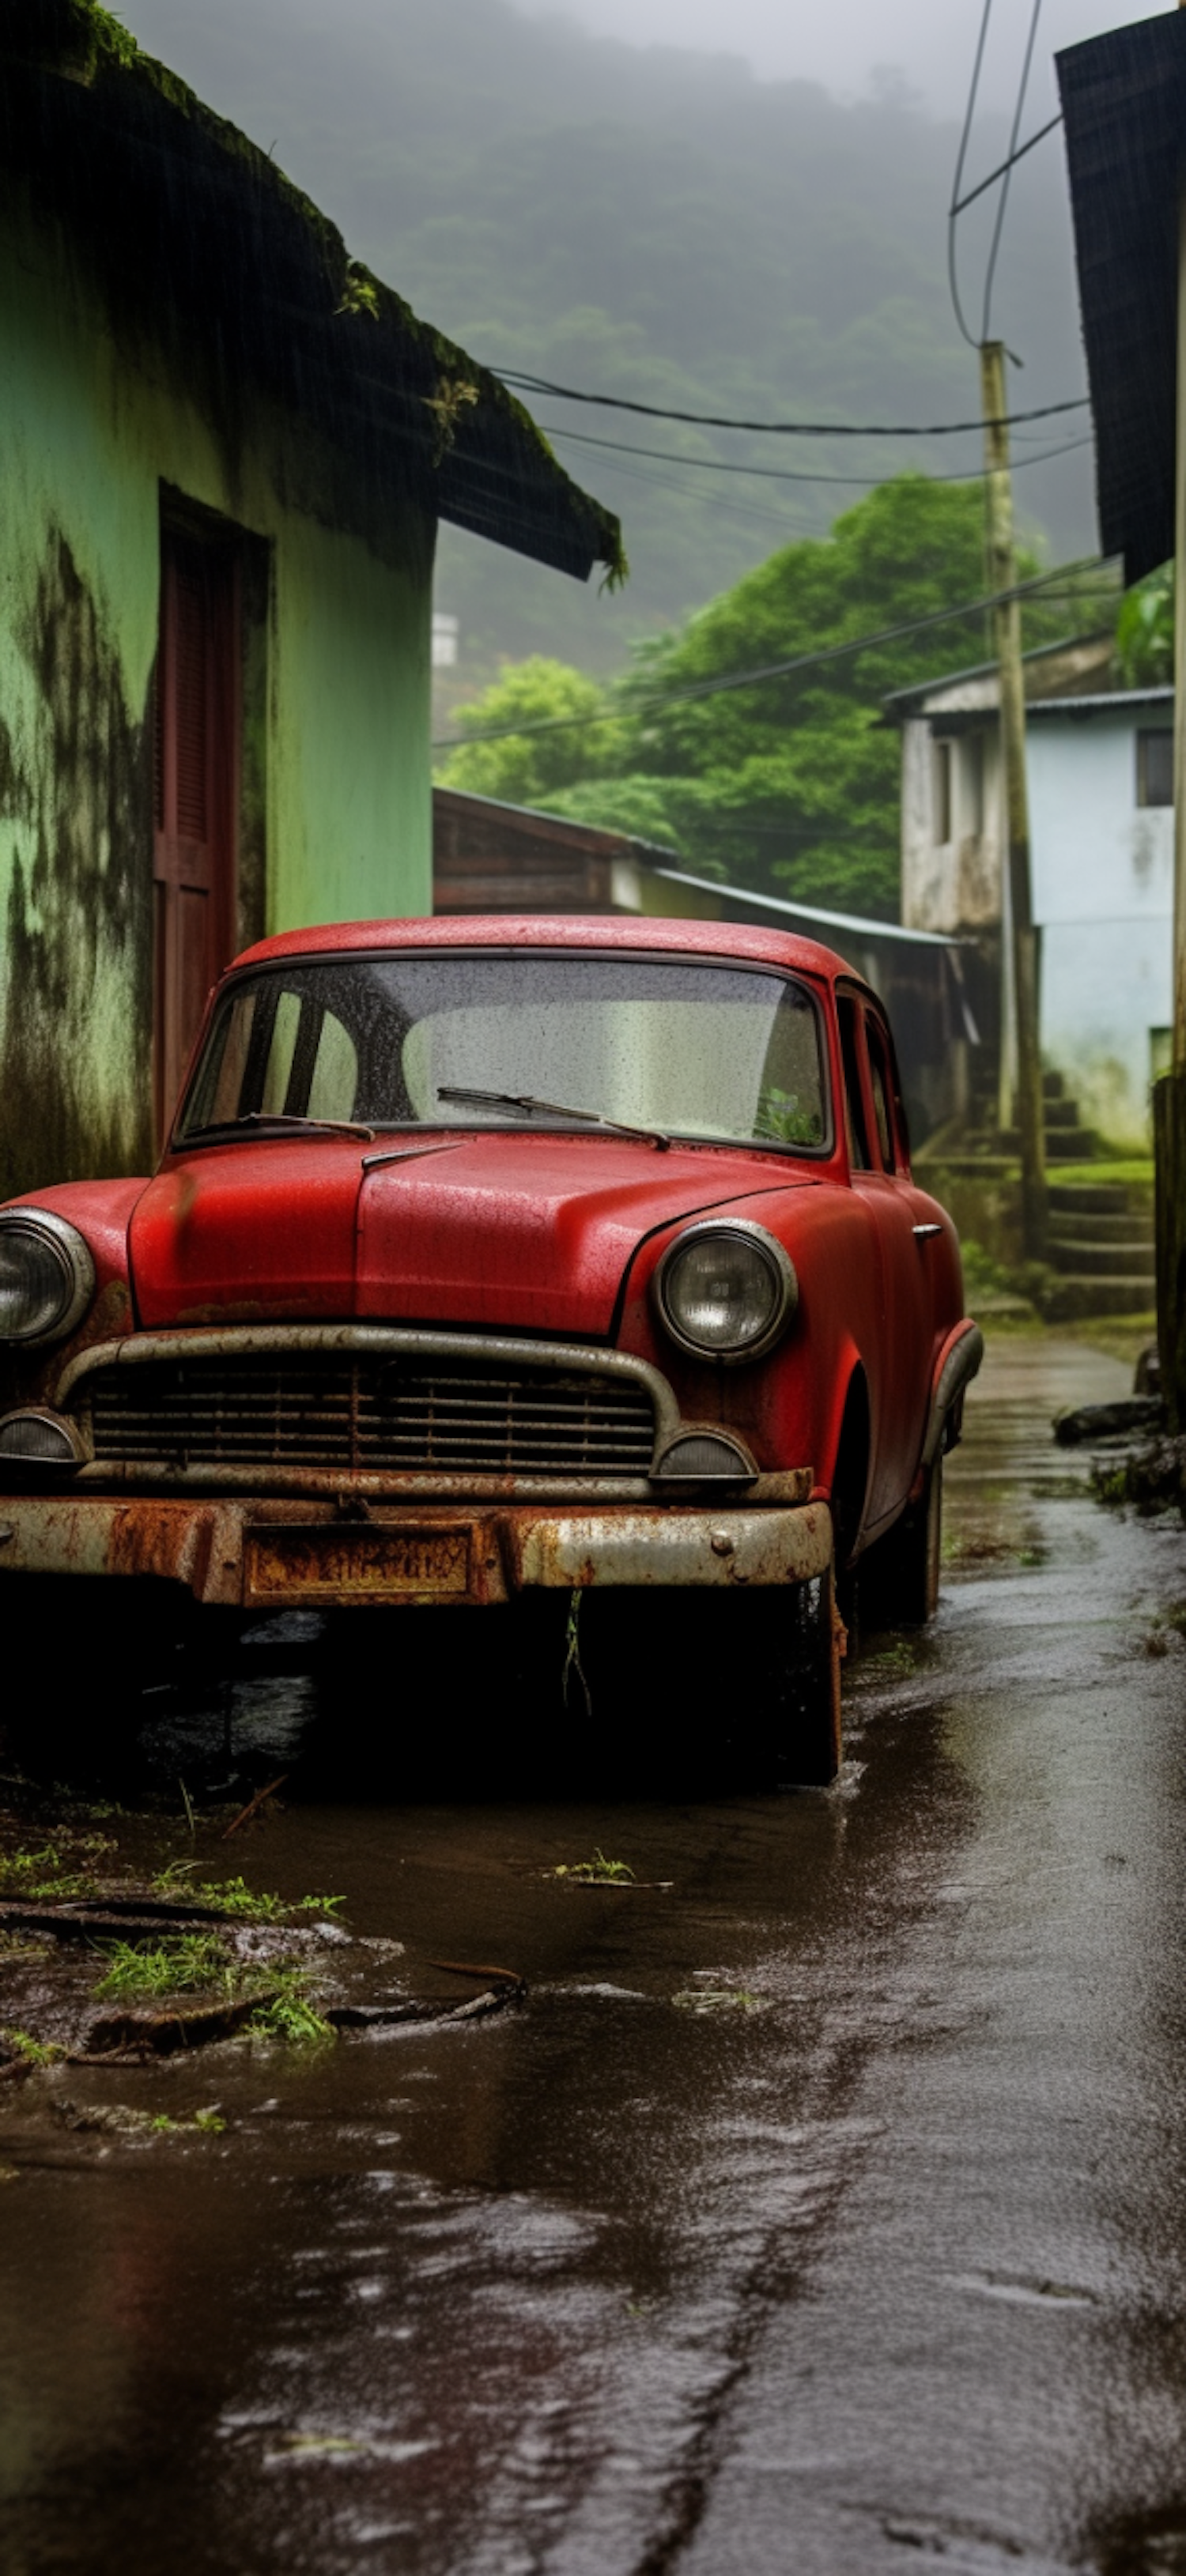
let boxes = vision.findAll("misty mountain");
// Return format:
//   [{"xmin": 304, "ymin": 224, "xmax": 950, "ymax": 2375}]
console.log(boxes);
[{"xmin": 124, "ymin": 0, "xmax": 1099, "ymax": 687}]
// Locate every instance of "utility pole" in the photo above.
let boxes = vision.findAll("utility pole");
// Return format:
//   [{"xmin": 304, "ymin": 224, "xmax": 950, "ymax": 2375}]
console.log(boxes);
[
  {"xmin": 980, "ymin": 339, "xmax": 1047, "ymax": 1261},
  {"xmin": 1154, "ymin": 178, "xmax": 1186, "ymax": 1425}
]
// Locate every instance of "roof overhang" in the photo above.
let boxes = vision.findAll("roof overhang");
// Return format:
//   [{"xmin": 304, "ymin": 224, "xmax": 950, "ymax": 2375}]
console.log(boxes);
[
  {"xmin": 1057, "ymin": 9, "xmax": 1186, "ymax": 586},
  {"xmin": 0, "ymin": 0, "xmax": 622, "ymax": 586}
]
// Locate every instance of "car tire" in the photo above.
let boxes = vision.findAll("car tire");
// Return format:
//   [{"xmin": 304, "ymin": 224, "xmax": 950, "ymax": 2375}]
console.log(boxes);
[
  {"xmin": 858, "ymin": 1452, "xmax": 942, "ymax": 1632},
  {"xmin": 731, "ymin": 1561, "xmax": 844, "ymax": 1790}
]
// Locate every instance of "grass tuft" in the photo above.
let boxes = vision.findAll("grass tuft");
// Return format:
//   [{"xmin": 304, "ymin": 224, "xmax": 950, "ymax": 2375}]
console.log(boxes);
[
  {"xmin": 2, "ymin": 2028, "xmax": 66, "ymax": 2066},
  {"xmin": 152, "ymin": 1865, "xmax": 344, "ymax": 1920},
  {"xmin": 247, "ymin": 1978, "xmax": 334, "ymax": 2047},
  {"xmin": 550, "ymin": 1849, "xmax": 635, "ymax": 1884},
  {"xmin": 93, "ymin": 1935, "xmax": 241, "ymax": 2003}
]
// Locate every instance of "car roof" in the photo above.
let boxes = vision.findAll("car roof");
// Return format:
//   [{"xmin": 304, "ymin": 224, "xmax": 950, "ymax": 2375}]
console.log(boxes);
[{"xmin": 232, "ymin": 913, "xmax": 856, "ymax": 984}]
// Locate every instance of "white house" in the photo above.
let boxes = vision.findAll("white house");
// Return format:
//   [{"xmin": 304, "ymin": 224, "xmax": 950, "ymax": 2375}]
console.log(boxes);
[{"xmin": 885, "ymin": 639, "xmax": 1172, "ymax": 1150}]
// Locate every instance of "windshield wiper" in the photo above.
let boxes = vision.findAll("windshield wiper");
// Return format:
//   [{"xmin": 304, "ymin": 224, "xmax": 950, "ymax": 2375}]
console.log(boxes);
[
  {"xmin": 436, "ymin": 1085, "xmax": 670, "ymax": 1151},
  {"xmin": 182, "ymin": 1112, "xmax": 377, "ymax": 1144}
]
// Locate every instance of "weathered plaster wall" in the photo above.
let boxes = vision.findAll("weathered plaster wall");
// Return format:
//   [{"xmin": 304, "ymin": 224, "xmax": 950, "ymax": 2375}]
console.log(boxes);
[
  {"xmin": 1028, "ymin": 710, "xmax": 1173, "ymax": 1148},
  {"xmin": 900, "ymin": 718, "xmax": 1002, "ymax": 933},
  {"xmin": 0, "ymin": 187, "xmax": 433, "ymax": 1196},
  {"xmin": 900, "ymin": 693, "xmax": 1172, "ymax": 1147}
]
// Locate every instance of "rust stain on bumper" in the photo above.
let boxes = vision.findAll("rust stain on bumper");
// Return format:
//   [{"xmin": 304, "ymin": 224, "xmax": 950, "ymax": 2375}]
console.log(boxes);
[
  {"xmin": 507, "ymin": 1503, "xmax": 833, "ymax": 1590},
  {"xmin": 0, "ymin": 1494, "xmax": 832, "ymax": 1607}
]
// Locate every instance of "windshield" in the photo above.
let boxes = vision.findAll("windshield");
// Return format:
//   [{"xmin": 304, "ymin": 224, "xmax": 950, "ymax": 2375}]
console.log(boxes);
[{"xmin": 176, "ymin": 952, "xmax": 830, "ymax": 1154}]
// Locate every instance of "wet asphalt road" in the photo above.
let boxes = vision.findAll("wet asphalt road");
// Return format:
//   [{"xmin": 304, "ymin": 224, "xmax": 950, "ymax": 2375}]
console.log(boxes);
[{"xmin": 2, "ymin": 1330, "xmax": 1186, "ymax": 2576}]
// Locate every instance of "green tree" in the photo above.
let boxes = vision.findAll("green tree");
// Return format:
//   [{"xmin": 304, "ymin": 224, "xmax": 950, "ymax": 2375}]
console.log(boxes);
[
  {"xmin": 437, "ymin": 479, "xmax": 1108, "ymax": 918},
  {"xmin": 1114, "ymin": 563, "xmax": 1173, "ymax": 688},
  {"xmin": 436, "ymin": 658, "xmax": 618, "ymax": 808},
  {"xmin": 544, "ymin": 475, "xmax": 1096, "ymax": 915}
]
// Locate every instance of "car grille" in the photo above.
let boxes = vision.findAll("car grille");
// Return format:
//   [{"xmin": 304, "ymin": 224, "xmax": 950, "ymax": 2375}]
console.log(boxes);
[{"xmin": 84, "ymin": 1352, "xmax": 656, "ymax": 1479}]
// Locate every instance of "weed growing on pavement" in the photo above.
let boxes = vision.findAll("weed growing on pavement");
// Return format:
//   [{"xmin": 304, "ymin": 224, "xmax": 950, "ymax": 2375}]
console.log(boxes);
[
  {"xmin": 550, "ymin": 1850, "xmax": 635, "ymax": 1884},
  {"xmin": 247, "ymin": 1976, "xmax": 334, "ymax": 2046},
  {"xmin": 151, "ymin": 1865, "xmax": 344, "ymax": 1919},
  {"xmin": 0, "ymin": 1839, "xmax": 115, "ymax": 1901},
  {"xmin": 93, "ymin": 1936, "xmax": 240, "ymax": 2003},
  {"xmin": 92, "ymin": 1936, "xmax": 334, "ymax": 2047},
  {"xmin": 2, "ymin": 2028, "xmax": 66, "ymax": 2066}
]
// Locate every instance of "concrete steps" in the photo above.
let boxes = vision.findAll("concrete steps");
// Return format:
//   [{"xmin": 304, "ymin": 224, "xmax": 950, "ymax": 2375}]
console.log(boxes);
[
  {"xmin": 1042, "ymin": 1177, "xmax": 1155, "ymax": 1318},
  {"xmin": 967, "ymin": 1070, "xmax": 1101, "ymax": 1164}
]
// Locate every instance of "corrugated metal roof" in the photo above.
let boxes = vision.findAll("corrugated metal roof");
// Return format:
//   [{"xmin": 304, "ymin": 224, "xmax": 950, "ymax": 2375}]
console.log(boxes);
[
  {"xmin": 1028, "ymin": 688, "xmax": 1173, "ymax": 715},
  {"xmin": 1056, "ymin": 10, "xmax": 1186, "ymax": 586}
]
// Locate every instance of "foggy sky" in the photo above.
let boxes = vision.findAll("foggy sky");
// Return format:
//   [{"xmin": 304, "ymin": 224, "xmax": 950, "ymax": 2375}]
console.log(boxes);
[{"xmin": 516, "ymin": 0, "xmax": 1171, "ymax": 118}]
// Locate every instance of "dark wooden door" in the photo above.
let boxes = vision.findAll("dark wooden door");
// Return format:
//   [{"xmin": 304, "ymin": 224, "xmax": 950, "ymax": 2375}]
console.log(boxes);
[{"xmin": 153, "ymin": 529, "xmax": 238, "ymax": 1144}]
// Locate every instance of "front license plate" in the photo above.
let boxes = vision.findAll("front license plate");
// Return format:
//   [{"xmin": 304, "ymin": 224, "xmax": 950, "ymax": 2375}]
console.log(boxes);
[{"xmin": 244, "ymin": 1524, "xmax": 472, "ymax": 1605}]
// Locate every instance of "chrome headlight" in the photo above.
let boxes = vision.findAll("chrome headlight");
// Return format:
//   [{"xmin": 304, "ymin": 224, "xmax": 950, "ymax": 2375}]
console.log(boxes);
[
  {"xmin": 0, "ymin": 1210, "xmax": 96, "ymax": 1345},
  {"xmin": 0, "ymin": 1409, "xmax": 88, "ymax": 1470},
  {"xmin": 653, "ymin": 1431, "xmax": 757, "ymax": 1480},
  {"xmin": 655, "ymin": 1221, "xmax": 796, "ymax": 1363}
]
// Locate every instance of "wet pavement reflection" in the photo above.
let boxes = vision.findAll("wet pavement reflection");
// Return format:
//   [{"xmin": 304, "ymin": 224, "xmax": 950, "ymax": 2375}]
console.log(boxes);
[{"xmin": 2, "ymin": 1333, "xmax": 1186, "ymax": 2574}]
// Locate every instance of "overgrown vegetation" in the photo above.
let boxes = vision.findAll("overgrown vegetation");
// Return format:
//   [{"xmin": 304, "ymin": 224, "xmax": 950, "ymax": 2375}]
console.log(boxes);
[
  {"xmin": 151, "ymin": 1865, "xmax": 344, "ymax": 1919},
  {"xmin": 439, "ymin": 477, "xmax": 1097, "ymax": 914},
  {"xmin": 93, "ymin": 1937, "xmax": 238, "ymax": 2002},
  {"xmin": 0, "ymin": 1839, "xmax": 115, "ymax": 1901},
  {"xmin": 91, "ymin": 1934, "xmax": 334, "ymax": 2044}
]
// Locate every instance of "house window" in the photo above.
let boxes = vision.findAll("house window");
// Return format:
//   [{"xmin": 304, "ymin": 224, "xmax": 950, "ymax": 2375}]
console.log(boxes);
[
  {"xmin": 933, "ymin": 737, "xmax": 954, "ymax": 844},
  {"xmin": 432, "ymin": 612, "xmax": 459, "ymax": 669},
  {"xmin": 1136, "ymin": 729, "xmax": 1173, "ymax": 808},
  {"xmin": 964, "ymin": 730, "xmax": 985, "ymax": 836},
  {"xmin": 153, "ymin": 515, "xmax": 240, "ymax": 1145}
]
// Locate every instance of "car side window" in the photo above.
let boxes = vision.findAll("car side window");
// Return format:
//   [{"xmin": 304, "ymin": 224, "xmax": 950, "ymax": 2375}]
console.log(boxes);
[
  {"xmin": 836, "ymin": 996, "xmax": 870, "ymax": 1171},
  {"xmin": 865, "ymin": 1014, "xmax": 897, "ymax": 1172},
  {"xmin": 308, "ymin": 1011, "xmax": 360, "ymax": 1121}
]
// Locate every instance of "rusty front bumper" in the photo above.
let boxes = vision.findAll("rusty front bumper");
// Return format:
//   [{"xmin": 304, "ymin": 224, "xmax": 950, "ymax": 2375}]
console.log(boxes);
[{"xmin": 0, "ymin": 1492, "xmax": 833, "ymax": 1609}]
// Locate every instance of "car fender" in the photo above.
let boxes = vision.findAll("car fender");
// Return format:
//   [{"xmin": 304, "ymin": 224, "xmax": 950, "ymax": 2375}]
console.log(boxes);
[{"xmin": 919, "ymin": 1318, "xmax": 984, "ymax": 1477}]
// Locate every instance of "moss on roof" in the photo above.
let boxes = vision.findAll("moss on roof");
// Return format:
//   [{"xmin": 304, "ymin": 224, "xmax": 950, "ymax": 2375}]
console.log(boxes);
[{"xmin": 1, "ymin": 0, "xmax": 624, "ymax": 584}]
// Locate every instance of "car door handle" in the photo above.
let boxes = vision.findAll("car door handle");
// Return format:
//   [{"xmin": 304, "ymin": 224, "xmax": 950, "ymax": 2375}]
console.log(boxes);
[{"xmin": 912, "ymin": 1223, "xmax": 943, "ymax": 1240}]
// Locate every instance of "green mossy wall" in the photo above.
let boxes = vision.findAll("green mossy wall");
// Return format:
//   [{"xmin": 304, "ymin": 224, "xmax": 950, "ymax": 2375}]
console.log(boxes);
[{"xmin": 0, "ymin": 192, "xmax": 434, "ymax": 1198}]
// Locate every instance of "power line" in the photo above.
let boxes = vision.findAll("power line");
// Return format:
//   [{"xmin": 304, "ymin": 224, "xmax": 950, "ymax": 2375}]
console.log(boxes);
[
  {"xmin": 950, "ymin": 110, "xmax": 1063, "ymax": 217},
  {"xmin": 432, "ymin": 556, "xmax": 1108, "ymax": 752},
  {"xmin": 982, "ymin": 0, "xmax": 1044, "ymax": 344},
  {"xmin": 539, "ymin": 420, "xmax": 1095, "ymax": 487},
  {"xmin": 493, "ymin": 369, "xmax": 1090, "ymax": 439},
  {"xmin": 948, "ymin": 0, "xmax": 995, "ymax": 348}
]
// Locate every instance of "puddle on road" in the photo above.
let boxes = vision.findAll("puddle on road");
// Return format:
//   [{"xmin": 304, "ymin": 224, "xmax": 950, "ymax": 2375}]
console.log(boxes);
[{"xmin": 2, "ymin": 1330, "xmax": 1183, "ymax": 2574}]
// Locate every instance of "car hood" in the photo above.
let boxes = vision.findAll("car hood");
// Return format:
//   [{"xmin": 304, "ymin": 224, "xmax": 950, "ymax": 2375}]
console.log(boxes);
[{"xmin": 128, "ymin": 1133, "xmax": 811, "ymax": 1335}]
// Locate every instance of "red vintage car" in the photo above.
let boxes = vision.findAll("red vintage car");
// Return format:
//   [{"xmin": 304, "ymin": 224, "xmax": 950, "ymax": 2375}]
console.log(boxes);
[{"xmin": 0, "ymin": 916, "xmax": 980, "ymax": 1782}]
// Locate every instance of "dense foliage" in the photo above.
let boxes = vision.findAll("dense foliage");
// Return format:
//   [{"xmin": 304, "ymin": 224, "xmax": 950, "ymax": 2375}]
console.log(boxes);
[{"xmin": 440, "ymin": 476, "xmax": 1084, "ymax": 917}]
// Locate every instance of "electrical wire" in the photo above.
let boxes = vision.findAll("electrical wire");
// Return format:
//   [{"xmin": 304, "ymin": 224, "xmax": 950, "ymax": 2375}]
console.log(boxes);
[
  {"xmin": 538, "ymin": 420, "xmax": 1095, "ymax": 487},
  {"xmin": 491, "ymin": 370, "xmax": 1090, "ymax": 438},
  {"xmin": 432, "ymin": 554, "xmax": 1107, "ymax": 751},
  {"xmin": 950, "ymin": 109, "xmax": 1062, "ymax": 217},
  {"xmin": 981, "ymin": 0, "xmax": 1044, "ymax": 345},
  {"xmin": 947, "ymin": 0, "xmax": 995, "ymax": 348}
]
